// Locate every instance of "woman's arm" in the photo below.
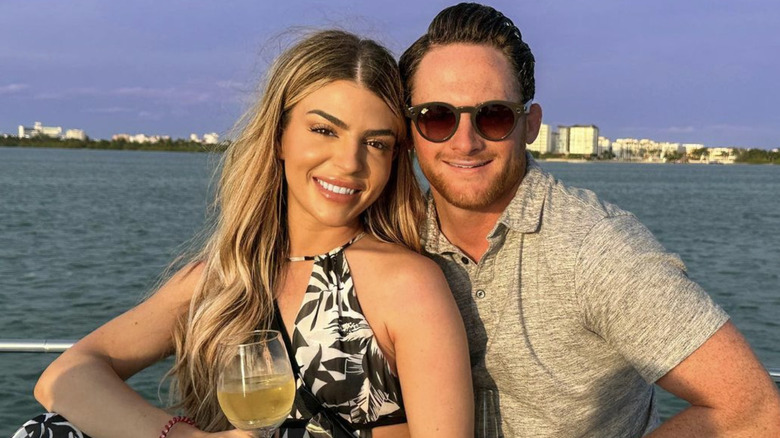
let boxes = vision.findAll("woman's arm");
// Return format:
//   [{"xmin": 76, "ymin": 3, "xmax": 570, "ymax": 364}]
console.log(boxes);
[
  {"xmin": 33, "ymin": 263, "xmax": 238, "ymax": 438},
  {"xmin": 380, "ymin": 254, "xmax": 474, "ymax": 437}
]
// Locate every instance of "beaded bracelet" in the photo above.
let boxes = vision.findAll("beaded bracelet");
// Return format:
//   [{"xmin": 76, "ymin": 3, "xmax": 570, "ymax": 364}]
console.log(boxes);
[{"xmin": 159, "ymin": 416, "xmax": 197, "ymax": 438}]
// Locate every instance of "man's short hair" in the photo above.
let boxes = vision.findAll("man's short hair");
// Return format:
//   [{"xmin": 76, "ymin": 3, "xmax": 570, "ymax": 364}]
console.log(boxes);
[{"xmin": 400, "ymin": 2, "xmax": 535, "ymax": 105}]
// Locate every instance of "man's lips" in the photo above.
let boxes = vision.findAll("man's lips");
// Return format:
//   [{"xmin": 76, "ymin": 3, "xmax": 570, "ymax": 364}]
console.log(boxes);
[{"xmin": 444, "ymin": 159, "xmax": 493, "ymax": 169}]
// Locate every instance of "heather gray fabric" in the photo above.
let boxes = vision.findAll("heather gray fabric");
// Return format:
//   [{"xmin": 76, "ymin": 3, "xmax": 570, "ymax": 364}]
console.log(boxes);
[{"xmin": 421, "ymin": 155, "xmax": 729, "ymax": 438}]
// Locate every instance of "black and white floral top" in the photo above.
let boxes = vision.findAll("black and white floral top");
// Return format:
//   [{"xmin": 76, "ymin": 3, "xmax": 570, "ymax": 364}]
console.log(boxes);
[{"xmin": 278, "ymin": 233, "xmax": 406, "ymax": 438}]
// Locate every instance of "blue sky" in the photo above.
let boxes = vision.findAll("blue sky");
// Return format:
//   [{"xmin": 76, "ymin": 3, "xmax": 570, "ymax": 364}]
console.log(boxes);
[{"xmin": 2, "ymin": 0, "xmax": 778, "ymax": 149}]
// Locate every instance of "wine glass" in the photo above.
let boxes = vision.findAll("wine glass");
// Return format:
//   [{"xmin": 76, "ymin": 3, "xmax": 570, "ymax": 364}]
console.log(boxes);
[
  {"xmin": 217, "ymin": 330, "xmax": 295, "ymax": 438},
  {"xmin": 475, "ymin": 388, "xmax": 501, "ymax": 438}
]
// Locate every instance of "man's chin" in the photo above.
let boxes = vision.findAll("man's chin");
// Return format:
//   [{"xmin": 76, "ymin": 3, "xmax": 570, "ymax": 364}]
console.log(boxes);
[{"xmin": 436, "ymin": 184, "xmax": 502, "ymax": 210}]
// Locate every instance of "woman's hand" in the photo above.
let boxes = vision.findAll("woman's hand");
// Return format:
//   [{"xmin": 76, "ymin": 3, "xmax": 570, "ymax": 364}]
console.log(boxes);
[{"xmin": 168, "ymin": 423, "xmax": 257, "ymax": 438}]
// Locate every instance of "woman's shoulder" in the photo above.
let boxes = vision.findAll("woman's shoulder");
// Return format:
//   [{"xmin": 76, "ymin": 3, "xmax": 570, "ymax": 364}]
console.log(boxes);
[
  {"xmin": 351, "ymin": 236, "xmax": 445, "ymax": 284},
  {"xmin": 348, "ymin": 236, "xmax": 451, "ymax": 309}
]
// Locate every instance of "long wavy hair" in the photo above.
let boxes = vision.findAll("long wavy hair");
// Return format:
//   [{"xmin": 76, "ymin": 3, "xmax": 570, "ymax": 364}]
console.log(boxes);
[{"xmin": 166, "ymin": 30, "xmax": 424, "ymax": 431}]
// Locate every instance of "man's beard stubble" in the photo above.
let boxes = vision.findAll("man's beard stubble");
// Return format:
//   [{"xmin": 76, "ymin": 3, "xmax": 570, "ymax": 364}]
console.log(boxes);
[{"xmin": 422, "ymin": 152, "xmax": 526, "ymax": 211}]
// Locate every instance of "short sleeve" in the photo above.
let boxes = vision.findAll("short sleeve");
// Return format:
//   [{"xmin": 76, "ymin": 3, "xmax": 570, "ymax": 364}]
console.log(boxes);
[{"xmin": 575, "ymin": 214, "xmax": 729, "ymax": 383}]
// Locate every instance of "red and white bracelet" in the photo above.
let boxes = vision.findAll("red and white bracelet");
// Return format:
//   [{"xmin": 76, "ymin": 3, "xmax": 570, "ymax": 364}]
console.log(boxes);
[{"xmin": 159, "ymin": 416, "xmax": 197, "ymax": 438}]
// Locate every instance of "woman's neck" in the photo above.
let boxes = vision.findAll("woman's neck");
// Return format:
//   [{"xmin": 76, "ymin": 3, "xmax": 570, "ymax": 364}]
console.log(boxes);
[{"xmin": 287, "ymin": 222, "xmax": 364, "ymax": 258}]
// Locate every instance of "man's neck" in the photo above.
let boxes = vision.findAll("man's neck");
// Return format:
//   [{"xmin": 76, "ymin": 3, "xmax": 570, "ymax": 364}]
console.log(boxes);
[
  {"xmin": 432, "ymin": 180, "xmax": 521, "ymax": 263},
  {"xmin": 435, "ymin": 203, "xmax": 500, "ymax": 263}
]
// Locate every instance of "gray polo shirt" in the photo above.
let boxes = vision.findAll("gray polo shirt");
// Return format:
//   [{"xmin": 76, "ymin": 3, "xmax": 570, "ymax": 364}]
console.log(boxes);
[{"xmin": 421, "ymin": 156, "xmax": 728, "ymax": 437}]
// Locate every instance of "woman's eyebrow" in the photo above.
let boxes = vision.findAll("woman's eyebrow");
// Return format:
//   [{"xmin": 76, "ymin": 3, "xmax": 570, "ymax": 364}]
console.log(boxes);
[
  {"xmin": 307, "ymin": 109, "xmax": 348, "ymax": 129},
  {"xmin": 307, "ymin": 110, "xmax": 396, "ymax": 139},
  {"xmin": 364, "ymin": 129, "xmax": 396, "ymax": 139}
]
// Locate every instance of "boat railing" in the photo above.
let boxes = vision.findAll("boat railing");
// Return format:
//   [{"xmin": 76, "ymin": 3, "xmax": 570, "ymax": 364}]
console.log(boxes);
[
  {"xmin": 0, "ymin": 339, "xmax": 74, "ymax": 353},
  {"xmin": 1, "ymin": 339, "xmax": 779, "ymax": 385}
]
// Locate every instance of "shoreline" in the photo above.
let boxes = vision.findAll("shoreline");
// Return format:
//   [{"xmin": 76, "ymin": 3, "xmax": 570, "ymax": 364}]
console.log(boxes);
[{"xmin": 3, "ymin": 145, "xmax": 777, "ymax": 164}]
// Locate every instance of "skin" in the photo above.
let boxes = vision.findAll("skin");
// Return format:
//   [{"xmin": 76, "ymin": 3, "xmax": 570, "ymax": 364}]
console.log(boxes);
[
  {"xmin": 277, "ymin": 80, "xmax": 472, "ymax": 437},
  {"xmin": 410, "ymin": 43, "xmax": 541, "ymax": 262},
  {"xmin": 410, "ymin": 42, "xmax": 780, "ymax": 436},
  {"xmin": 34, "ymin": 80, "xmax": 473, "ymax": 438}
]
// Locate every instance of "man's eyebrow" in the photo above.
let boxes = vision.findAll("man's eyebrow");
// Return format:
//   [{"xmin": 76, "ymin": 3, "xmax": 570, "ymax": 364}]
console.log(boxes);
[{"xmin": 307, "ymin": 110, "xmax": 348, "ymax": 129}]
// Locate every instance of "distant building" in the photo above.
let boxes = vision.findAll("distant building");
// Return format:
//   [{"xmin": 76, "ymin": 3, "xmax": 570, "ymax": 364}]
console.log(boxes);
[
  {"xmin": 683, "ymin": 143, "xmax": 706, "ymax": 156},
  {"xmin": 203, "ymin": 132, "xmax": 219, "ymax": 145},
  {"xmin": 528, "ymin": 123, "xmax": 552, "ymax": 154},
  {"xmin": 111, "ymin": 133, "xmax": 170, "ymax": 143},
  {"xmin": 18, "ymin": 121, "xmax": 63, "ymax": 138},
  {"xmin": 65, "ymin": 129, "xmax": 86, "ymax": 141},
  {"xmin": 658, "ymin": 142, "xmax": 683, "ymax": 158},
  {"xmin": 568, "ymin": 125, "xmax": 599, "ymax": 156},
  {"xmin": 598, "ymin": 136, "xmax": 611, "ymax": 156},
  {"xmin": 556, "ymin": 126, "xmax": 570, "ymax": 154},
  {"xmin": 190, "ymin": 133, "xmax": 201, "ymax": 142},
  {"xmin": 708, "ymin": 147, "xmax": 737, "ymax": 164}
]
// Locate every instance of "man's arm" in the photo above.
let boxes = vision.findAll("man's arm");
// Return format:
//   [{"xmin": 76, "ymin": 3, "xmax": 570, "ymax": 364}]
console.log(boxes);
[{"xmin": 650, "ymin": 321, "xmax": 780, "ymax": 437}]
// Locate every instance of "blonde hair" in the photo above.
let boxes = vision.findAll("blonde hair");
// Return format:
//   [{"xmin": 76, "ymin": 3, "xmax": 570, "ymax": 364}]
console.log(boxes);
[{"xmin": 167, "ymin": 30, "xmax": 424, "ymax": 430}]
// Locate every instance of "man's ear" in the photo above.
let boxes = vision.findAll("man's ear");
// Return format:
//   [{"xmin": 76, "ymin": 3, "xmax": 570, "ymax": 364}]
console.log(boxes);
[{"xmin": 524, "ymin": 103, "xmax": 543, "ymax": 144}]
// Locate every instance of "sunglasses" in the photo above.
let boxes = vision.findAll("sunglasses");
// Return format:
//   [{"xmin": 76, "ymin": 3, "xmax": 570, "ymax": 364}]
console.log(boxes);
[{"xmin": 406, "ymin": 100, "xmax": 532, "ymax": 143}]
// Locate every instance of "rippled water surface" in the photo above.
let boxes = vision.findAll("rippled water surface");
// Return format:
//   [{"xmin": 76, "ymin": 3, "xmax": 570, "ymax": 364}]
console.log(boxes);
[{"xmin": 1, "ymin": 148, "xmax": 778, "ymax": 434}]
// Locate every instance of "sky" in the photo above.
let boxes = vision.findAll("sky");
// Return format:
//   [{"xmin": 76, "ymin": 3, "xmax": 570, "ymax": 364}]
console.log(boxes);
[{"xmin": 2, "ymin": 0, "xmax": 779, "ymax": 149}]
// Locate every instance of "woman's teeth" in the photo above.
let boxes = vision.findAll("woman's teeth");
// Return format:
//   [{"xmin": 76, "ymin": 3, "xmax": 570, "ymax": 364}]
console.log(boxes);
[{"xmin": 318, "ymin": 179, "xmax": 357, "ymax": 195}]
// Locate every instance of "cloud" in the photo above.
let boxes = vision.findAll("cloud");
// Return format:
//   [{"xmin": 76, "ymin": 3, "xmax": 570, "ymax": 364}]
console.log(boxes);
[
  {"xmin": 0, "ymin": 83, "xmax": 29, "ymax": 94},
  {"xmin": 704, "ymin": 124, "xmax": 756, "ymax": 133},
  {"xmin": 663, "ymin": 126, "xmax": 697, "ymax": 133},
  {"xmin": 82, "ymin": 106, "xmax": 133, "ymax": 114},
  {"xmin": 33, "ymin": 87, "xmax": 101, "ymax": 100},
  {"xmin": 30, "ymin": 85, "xmax": 215, "ymax": 104},
  {"xmin": 138, "ymin": 110, "xmax": 164, "ymax": 120}
]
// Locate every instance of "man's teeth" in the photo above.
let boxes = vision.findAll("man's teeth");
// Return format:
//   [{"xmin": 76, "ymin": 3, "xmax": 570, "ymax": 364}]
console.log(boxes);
[
  {"xmin": 451, "ymin": 162, "xmax": 487, "ymax": 169},
  {"xmin": 318, "ymin": 179, "xmax": 357, "ymax": 195}
]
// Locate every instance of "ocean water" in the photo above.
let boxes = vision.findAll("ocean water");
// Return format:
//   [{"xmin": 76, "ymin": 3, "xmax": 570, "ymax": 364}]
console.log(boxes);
[{"xmin": 1, "ymin": 147, "xmax": 778, "ymax": 434}]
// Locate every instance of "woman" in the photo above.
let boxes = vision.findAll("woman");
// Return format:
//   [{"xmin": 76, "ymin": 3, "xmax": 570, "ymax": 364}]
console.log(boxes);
[{"xmin": 20, "ymin": 30, "xmax": 473, "ymax": 438}]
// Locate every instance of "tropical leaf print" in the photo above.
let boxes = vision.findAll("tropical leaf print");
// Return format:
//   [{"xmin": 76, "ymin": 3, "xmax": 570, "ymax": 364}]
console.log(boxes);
[
  {"xmin": 13, "ymin": 413, "xmax": 90, "ymax": 438},
  {"xmin": 279, "ymin": 234, "xmax": 406, "ymax": 437}
]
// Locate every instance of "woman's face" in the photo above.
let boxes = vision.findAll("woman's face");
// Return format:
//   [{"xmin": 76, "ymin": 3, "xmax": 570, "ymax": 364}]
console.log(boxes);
[{"xmin": 280, "ymin": 80, "xmax": 399, "ymax": 231}]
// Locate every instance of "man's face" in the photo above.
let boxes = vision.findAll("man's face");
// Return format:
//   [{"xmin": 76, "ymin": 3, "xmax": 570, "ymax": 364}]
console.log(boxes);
[{"xmin": 410, "ymin": 43, "xmax": 539, "ymax": 212}]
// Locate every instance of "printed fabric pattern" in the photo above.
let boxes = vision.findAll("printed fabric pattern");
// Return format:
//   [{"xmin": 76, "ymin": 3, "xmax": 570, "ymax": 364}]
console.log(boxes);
[
  {"xmin": 12, "ymin": 413, "xmax": 90, "ymax": 438},
  {"xmin": 280, "ymin": 234, "xmax": 405, "ymax": 438}
]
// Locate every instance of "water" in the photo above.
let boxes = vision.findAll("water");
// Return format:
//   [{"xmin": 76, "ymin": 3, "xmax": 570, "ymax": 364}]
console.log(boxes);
[{"xmin": 1, "ymin": 148, "xmax": 778, "ymax": 434}]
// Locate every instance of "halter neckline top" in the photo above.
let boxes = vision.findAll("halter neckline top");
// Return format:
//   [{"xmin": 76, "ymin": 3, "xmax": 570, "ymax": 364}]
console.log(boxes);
[
  {"xmin": 276, "ymin": 231, "xmax": 406, "ymax": 437},
  {"xmin": 287, "ymin": 231, "xmax": 366, "ymax": 262}
]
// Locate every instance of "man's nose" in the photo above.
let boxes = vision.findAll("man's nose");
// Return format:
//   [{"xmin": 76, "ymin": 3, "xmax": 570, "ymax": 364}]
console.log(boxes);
[{"xmin": 448, "ymin": 116, "xmax": 485, "ymax": 155}]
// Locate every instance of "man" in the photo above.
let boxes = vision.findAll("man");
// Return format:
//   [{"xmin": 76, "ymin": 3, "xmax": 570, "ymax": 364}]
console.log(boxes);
[{"xmin": 400, "ymin": 3, "xmax": 780, "ymax": 437}]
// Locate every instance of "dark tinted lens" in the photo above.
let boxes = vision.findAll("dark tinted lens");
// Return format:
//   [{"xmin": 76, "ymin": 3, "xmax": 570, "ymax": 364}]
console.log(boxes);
[
  {"xmin": 417, "ymin": 104, "xmax": 457, "ymax": 141},
  {"xmin": 475, "ymin": 103, "xmax": 516, "ymax": 140}
]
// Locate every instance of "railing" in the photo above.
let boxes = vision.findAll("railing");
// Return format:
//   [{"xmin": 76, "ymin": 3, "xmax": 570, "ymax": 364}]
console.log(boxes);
[
  {"xmin": 1, "ymin": 339, "xmax": 779, "ymax": 385},
  {"xmin": 0, "ymin": 339, "xmax": 74, "ymax": 353}
]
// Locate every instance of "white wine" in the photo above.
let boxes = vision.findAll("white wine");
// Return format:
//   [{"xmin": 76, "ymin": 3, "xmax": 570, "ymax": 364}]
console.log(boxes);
[{"xmin": 218, "ymin": 374, "xmax": 296, "ymax": 430}]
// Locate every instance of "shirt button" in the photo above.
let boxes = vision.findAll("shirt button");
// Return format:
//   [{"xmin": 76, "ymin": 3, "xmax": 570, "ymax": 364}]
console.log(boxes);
[
  {"xmin": 461, "ymin": 256, "xmax": 470, "ymax": 265},
  {"xmin": 475, "ymin": 289, "xmax": 486, "ymax": 299}
]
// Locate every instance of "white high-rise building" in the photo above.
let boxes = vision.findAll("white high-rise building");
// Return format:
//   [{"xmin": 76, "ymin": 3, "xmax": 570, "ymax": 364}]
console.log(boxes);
[
  {"xmin": 65, "ymin": 129, "xmax": 86, "ymax": 141},
  {"xmin": 568, "ymin": 125, "xmax": 599, "ymax": 156},
  {"xmin": 598, "ymin": 136, "xmax": 611, "ymax": 156},
  {"xmin": 556, "ymin": 126, "xmax": 570, "ymax": 154},
  {"xmin": 18, "ymin": 121, "xmax": 63, "ymax": 138},
  {"xmin": 528, "ymin": 123, "xmax": 552, "ymax": 154}
]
